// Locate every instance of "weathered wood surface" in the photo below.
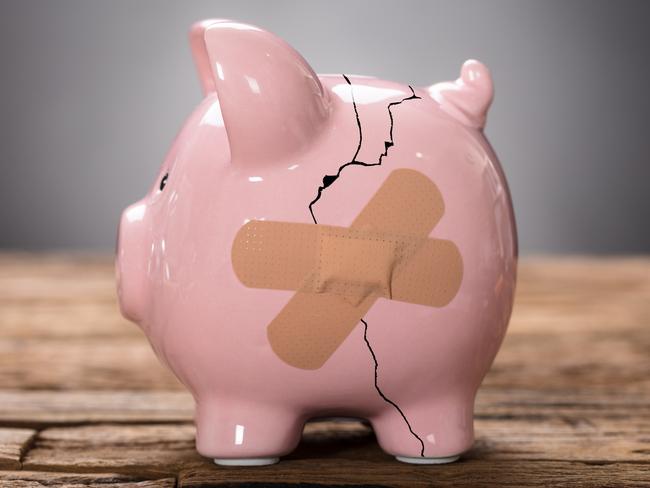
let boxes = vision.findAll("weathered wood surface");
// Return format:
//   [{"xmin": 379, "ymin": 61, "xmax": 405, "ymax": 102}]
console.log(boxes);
[
  {"xmin": 0, "ymin": 470, "xmax": 175, "ymax": 488},
  {"xmin": 0, "ymin": 392, "xmax": 192, "ymax": 427},
  {"xmin": 0, "ymin": 253, "xmax": 648, "ymax": 486},
  {"xmin": 0, "ymin": 429, "xmax": 36, "ymax": 470}
]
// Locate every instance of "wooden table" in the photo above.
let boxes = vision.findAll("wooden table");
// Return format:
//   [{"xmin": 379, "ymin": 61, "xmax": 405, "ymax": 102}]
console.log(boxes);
[{"xmin": 0, "ymin": 254, "xmax": 648, "ymax": 487}]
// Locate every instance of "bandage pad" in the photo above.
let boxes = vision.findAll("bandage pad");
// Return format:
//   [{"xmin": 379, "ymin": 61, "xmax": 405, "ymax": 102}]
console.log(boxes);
[{"xmin": 231, "ymin": 169, "xmax": 464, "ymax": 370}]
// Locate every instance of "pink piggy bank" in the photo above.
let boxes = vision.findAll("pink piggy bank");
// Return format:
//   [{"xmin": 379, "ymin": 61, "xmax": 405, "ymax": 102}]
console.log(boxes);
[{"xmin": 116, "ymin": 19, "xmax": 517, "ymax": 466}]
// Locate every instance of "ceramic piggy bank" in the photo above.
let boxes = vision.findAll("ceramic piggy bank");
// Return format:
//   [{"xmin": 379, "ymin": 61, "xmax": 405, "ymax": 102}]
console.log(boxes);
[{"xmin": 116, "ymin": 19, "xmax": 517, "ymax": 466}]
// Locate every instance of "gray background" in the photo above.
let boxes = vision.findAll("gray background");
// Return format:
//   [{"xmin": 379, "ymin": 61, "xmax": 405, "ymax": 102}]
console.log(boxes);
[{"xmin": 1, "ymin": 0, "xmax": 648, "ymax": 253}]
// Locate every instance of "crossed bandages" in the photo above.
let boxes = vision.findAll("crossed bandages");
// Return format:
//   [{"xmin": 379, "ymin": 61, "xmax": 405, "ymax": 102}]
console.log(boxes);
[{"xmin": 232, "ymin": 169, "xmax": 463, "ymax": 370}]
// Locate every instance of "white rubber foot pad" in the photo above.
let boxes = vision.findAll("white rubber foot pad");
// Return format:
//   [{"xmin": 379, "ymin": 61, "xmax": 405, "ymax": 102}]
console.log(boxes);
[
  {"xmin": 396, "ymin": 454, "xmax": 460, "ymax": 465},
  {"xmin": 214, "ymin": 457, "xmax": 280, "ymax": 466}
]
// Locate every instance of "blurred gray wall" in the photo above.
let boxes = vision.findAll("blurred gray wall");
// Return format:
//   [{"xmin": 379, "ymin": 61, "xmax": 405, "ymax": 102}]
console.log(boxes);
[{"xmin": 1, "ymin": 0, "xmax": 649, "ymax": 253}]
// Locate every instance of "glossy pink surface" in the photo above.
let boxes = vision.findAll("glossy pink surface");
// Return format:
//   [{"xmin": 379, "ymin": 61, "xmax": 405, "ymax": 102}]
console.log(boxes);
[{"xmin": 116, "ymin": 19, "xmax": 517, "ymax": 462}]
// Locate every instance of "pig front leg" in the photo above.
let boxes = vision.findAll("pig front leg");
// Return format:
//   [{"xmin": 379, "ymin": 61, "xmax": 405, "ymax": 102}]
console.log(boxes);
[
  {"xmin": 195, "ymin": 399, "xmax": 304, "ymax": 465},
  {"xmin": 371, "ymin": 393, "xmax": 475, "ymax": 463}
]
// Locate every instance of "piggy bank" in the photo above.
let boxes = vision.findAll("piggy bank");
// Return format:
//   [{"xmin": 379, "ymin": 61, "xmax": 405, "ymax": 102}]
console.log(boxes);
[{"xmin": 116, "ymin": 19, "xmax": 517, "ymax": 466}]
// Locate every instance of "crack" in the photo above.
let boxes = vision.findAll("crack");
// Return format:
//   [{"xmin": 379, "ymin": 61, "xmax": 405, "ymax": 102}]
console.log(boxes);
[
  {"xmin": 308, "ymin": 74, "xmax": 421, "ymax": 224},
  {"xmin": 308, "ymin": 74, "xmax": 424, "ymax": 457},
  {"xmin": 362, "ymin": 318, "xmax": 425, "ymax": 457}
]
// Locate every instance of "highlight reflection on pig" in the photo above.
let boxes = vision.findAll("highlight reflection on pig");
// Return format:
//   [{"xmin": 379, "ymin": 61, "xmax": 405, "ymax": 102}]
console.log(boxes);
[{"xmin": 116, "ymin": 19, "xmax": 517, "ymax": 466}]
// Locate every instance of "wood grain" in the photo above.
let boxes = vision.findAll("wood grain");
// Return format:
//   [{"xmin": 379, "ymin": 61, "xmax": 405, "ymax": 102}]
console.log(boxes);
[
  {"xmin": 0, "ymin": 470, "xmax": 175, "ymax": 488},
  {"xmin": 0, "ymin": 253, "xmax": 648, "ymax": 486},
  {"xmin": 23, "ymin": 424, "xmax": 202, "ymax": 478},
  {"xmin": 0, "ymin": 428, "xmax": 36, "ymax": 470},
  {"xmin": 179, "ymin": 460, "xmax": 650, "ymax": 488},
  {"xmin": 0, "ymin": 391, "xmax": 193, "ymax": 428}
]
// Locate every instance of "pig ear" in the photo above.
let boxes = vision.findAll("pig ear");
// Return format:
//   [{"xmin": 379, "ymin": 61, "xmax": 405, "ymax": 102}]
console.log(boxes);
[
  {"xmin": 189, "ymin": 19, "xmax": 329, "ymax": 165},
  {"xmin": 428, "ymin": 60, "xmax": 493, "ymax": 129}
]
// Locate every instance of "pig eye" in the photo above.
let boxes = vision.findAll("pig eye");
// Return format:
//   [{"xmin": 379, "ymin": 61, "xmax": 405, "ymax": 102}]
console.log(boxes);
[{"xmin": 159, "ymin": 173, "xmax": 169, "ymax": 191}]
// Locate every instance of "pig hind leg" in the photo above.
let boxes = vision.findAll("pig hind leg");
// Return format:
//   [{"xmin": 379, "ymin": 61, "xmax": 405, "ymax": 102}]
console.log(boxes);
[{"xmin": 370, "ymin": 393, "xmax": 474, "ymax": 462}]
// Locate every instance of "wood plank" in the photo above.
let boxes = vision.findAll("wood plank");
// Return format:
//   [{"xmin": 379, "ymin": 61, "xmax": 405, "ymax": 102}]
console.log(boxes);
[
  {"xmin": 0, "ymin": 254, "xmax": 124, "ymax": 311},
  {"xmin": 485, "ymin": 327, "xmax": 650, "ymax": 392},
  {"xmin": 0, "ymin": 253, "xmax": 140, "ymax": 341},
  {"xmin": 0, "ymin": 471, "xmax": 175, "ymax": 488},
  {"xmin": 0, "ymin": 338, "xmax": 182, "ymax": 391},
  {"xmin": 0, "ymin": 391, "xmax": 193, "ymax": 427},
  {"xmin": 511, "ymin": 258, "xmax": 650, "ymax": 332},
  {"xmin": 22, "ymin": 424, "xmax": 202, "ymax": 478},
  {"xmin": 179, "ymin": 460, "xmax": 650, "ymax": 487},
  {"xmin": 472, "ymin": 418, "xmax": 650, "ymax": 462},
  {"xmin": 476, "ymin": 388, "xmax": 650, "ymax": 419},
  {"xmin": 0, "ymin": 427, "xmax": 36, "ymax": 469},
  {"xmin": 8, "ymin": 478, "xmax": 176, "ymax": 488},
  {"xmin": 1, "ymin": 482, "xmax": 174, "ymax": 488}
]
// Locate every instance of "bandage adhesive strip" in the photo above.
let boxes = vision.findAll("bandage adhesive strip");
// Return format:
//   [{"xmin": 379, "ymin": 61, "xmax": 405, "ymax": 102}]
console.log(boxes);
[{"xmin": 231, "ymin": 169, "xmax": 464, "ymax": 370}]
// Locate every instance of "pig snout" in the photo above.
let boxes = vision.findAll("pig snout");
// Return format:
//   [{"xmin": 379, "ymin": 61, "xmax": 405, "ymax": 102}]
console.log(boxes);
[{"xmin": 116, "ymin": 201, "xmax": 150, "ymax": 324}]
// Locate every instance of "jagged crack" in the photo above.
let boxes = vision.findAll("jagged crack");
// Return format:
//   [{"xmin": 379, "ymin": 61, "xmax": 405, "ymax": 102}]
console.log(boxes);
[
  {"xmin": 362, "ymin": 319, "xmax": 426, "ymax": 457},
  {"xmin": 308, "ymin": 74, "xmax": 421, "ymax": 224},
  {"xmin": 308, "ymin": 74, "xmax": 424, "ymax": 457}
]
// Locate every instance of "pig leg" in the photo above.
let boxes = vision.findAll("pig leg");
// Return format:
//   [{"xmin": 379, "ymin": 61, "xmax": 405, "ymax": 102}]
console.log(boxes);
[
  {"xmin": 194, "ymin": 400, "xmax": 304, "ymax": 465},
  {"xmin": 371, "ymin": 394, "xmax": 474, "ymax": 463}
]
